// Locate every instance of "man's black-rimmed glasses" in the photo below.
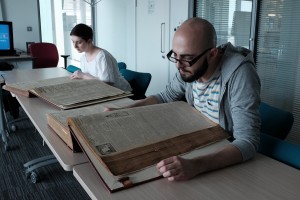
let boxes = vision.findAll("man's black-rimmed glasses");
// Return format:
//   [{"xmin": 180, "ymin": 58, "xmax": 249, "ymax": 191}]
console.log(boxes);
[{"xmin": 166, "ymin": 48, "xmax": 212, "ymax": 67}]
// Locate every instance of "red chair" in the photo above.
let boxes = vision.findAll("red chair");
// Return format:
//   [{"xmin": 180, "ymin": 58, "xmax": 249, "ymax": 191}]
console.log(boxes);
[{"xmin": 29, "ymin": 42, "xmax": 69, "ymax": 69}]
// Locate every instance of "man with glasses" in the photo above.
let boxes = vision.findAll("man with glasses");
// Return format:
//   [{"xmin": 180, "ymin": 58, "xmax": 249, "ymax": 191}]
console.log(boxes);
[{"xmin": 105, "ymin": 17, "xmax": 261, "ymax": 181}]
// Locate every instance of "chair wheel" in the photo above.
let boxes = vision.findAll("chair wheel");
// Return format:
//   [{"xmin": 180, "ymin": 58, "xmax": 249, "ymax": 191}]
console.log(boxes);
[
  {"xmin": 10, "ymin": 125, "xmax": 17, "ymax": 132},
  {"xmin": 30, "ymin": 171, "xmax": 39, "ymax": 183}
]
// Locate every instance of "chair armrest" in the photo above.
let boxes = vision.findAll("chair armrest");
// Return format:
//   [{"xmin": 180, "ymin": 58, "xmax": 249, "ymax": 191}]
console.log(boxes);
[
  {"xmin": 60, "ymin": 55, "xmax": 70, "ymax": 69},
  {"xmin": 66, "ymin": 65, "xmax": 81, "ymax": 73}
]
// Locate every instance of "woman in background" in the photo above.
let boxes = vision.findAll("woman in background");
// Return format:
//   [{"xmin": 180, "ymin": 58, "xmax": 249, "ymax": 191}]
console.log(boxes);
[{"xmin": 70, "ymin": 23, "xmax": 132, "ymax": 91}]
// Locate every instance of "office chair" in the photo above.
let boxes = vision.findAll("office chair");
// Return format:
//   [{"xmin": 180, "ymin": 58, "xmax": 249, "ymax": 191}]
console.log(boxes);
[
  {"xmin": 66, "ymin": 65, "xmax": 81, "ymax": 73},
  {"xmin": 258, "ymin": 102, "xmax": 300, "ymax": 169},
  {"xmin": 120, "ymin": 69, "xmax": 151, "ymax": 100},
  {"xmin": 259, "ymin": 102, "xmax": 294, "ymax": 140},
  {"xmin": 117, "ymin": 62, "xmax": 127, "ymax": 70},
  {"xmin": 29, "ymin": 42, "xmax": 69, "ymax": 69}
]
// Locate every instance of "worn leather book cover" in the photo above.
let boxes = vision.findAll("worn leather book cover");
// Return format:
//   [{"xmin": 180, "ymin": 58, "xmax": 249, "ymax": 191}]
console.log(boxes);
[
  {"xmin": 47, "ymin": 98, "xmax": 133, "ymax": 151},
  {"xmin": 67, "ymin": 101, "xmax": 229, "ymax": 192}
]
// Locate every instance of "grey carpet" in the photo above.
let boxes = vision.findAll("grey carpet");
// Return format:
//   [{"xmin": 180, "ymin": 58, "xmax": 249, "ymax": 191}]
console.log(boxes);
[{"xmin": 0, "ymin": 109, "xmax": 91, "ymax": 200}]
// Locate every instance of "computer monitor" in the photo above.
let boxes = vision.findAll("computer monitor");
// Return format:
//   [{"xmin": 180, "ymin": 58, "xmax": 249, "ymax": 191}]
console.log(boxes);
[{"xmin": 0, "ymin": 21, "xmax": 16, "ymax": 56}]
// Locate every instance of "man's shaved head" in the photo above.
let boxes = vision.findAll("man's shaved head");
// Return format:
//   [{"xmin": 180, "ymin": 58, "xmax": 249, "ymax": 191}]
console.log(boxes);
[{"xmin": 175, "ymin": 17, "xmax": 217, "ymax": 51}]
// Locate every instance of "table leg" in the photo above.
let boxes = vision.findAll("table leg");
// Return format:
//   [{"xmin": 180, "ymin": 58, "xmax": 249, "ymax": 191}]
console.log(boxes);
[{"xmin": 0, "ymin": 87, "xmax": 9, "ymax": 151}]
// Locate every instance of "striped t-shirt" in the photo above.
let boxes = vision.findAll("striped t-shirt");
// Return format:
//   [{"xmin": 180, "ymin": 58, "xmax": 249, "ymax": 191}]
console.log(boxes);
[{"xmin": 192, "ymin": 68, "xmax": 221, "ymax": 124}]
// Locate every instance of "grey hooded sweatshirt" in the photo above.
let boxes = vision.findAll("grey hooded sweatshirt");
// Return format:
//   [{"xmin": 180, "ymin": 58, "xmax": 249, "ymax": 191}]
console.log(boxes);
[{"xmin": 154, "ymin": 42, "xmax": 261, "ymax": 161}]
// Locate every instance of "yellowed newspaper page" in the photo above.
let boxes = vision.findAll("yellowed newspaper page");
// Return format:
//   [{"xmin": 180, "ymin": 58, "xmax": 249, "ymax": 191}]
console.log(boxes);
[
  {"xmin": 31, "ymin": 79, "xmax": 131, "ymax": 109},
  {"xmin": 3, "ymin": 76, "xmax": 75, "ymax": 97},
  {"xmin": 72, "ymin": 101, "xmax": 215, "ymax": 152},
  {"xmin": 47, "ymin": 98, "xmax": 133, "ymax": 150}
]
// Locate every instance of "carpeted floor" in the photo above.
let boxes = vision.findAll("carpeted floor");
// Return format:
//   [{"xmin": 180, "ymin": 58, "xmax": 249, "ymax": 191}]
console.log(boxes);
[{"xmin": 0, "ymin": 109, "xmax": 91, "ymax": 200}]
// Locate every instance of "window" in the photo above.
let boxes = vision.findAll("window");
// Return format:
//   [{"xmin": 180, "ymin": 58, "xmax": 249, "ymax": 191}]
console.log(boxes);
[
  {"xmin": 195, "ymin": 0, "xmax": 253, "ymax": 49},
  {"xmin": 256, "ymin": 0, "xmax": 300, "ymax": 144},
  {"xmin": 39, "ymin": 0, "xmax": 92, "ymax": 67}
]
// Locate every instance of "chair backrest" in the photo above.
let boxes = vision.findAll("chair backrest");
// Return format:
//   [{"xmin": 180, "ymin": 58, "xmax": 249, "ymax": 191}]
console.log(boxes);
[
  {"xmin": 258, "ymin": 102, "xmax": 299, "ymax": 169},
  {"xmin": 29, "ymin": 42, "xmax": 59, "ymax": 69},
  {"xmin": 117, "ymin": 62, "xmax": 127, "ymax": 70},
  {"xmin": 120, "ymin": 69, "xmax": 152, "ymax": 100},
  {"xmin": 259, "ymin": 102, "xmax": 294, "ymax": 140}
]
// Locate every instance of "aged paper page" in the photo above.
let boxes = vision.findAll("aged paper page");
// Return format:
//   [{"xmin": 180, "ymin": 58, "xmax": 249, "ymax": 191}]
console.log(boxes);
[
  {"xmin": 5, "ymin": 76, "xmax": 74, "ymax": 92},
  {"xmin": 47, "ymin": 98, "xmax": 133, "ymax": 150},
  {"xmin": 31, "ymin": 79, "xmax": 131, "ymax": 109},
  {"xmin": 70, "ymin": 101, "xmax": 214, "ymax": 153},
  {"xmin": 68, "ymin": 101, "xmax": 229, "ymax": 175},
  {"xmin": 3, "ymin": 76, "xmax": 75, "ymax": 97}
]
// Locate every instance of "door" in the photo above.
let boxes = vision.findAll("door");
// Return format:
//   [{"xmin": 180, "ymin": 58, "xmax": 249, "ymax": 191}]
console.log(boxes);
[{"xmin": 136, "ymin": 0, "xmax": 170, "ymax": 95}]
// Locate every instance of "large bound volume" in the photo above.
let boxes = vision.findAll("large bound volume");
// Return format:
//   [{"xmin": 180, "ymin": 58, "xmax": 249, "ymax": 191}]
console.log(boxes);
[
  {"xmin": 3, "ymin": 76, "xmax": 132, "ymax": 109},
  {"xmin": 47, "ymin": 98, "xmax": 132, "ymax": 151},
  {"xmin": 67, "ymin": 101, "xmax": 229, "ymax": 192}
]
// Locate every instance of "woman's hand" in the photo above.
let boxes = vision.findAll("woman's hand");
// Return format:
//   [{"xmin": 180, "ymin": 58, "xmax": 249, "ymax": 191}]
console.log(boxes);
[{"xmin": 70, "ymin": 70, "xmax": 84, "ymax": 79}]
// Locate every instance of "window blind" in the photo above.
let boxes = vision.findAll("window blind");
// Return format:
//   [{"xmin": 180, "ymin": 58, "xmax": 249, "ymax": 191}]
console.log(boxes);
[
  {"xmin": 256, "ymin": 0, "xmax": 300, "ymax": 145},
  {"xmin": 195, "ymin": 0, "xmax": 253, "ymax": 48}
]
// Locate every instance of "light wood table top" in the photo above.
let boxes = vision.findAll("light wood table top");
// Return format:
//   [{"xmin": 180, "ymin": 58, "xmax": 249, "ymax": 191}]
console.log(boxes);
[
  {"xmin": 3, "ymin": 68, "xmax": 133, "ymax": 171},
  {"xmin": 3, "ymin": 68, "xmax": 87, "ymax": 170},
  {"xmin": 74, "ymin": 153, "xmax": 300, "ymax": 200},
  {"xmin": 0, "ymin": 54, "xmax": 34, "ymax": 61},
  {"xmin": 0, "ymin": 54, "xmax": 35, "ymax": 68}
]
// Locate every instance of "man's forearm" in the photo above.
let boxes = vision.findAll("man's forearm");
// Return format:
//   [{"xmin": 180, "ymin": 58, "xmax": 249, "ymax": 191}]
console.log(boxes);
[{"xmin": 192, "ymin": 144, "xmax": 243, "ymax": 175}]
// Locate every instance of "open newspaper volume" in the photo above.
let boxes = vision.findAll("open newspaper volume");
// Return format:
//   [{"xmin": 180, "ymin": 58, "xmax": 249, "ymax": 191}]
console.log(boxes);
[
  {"xmin": 67, "ymin": 101, "xmax": 230, "ymax": 192},
  {"xmin": 2, "ymin": 76, "xmax": 132, "ymax": 109},
  {"xmin": 46, "ymin": 98, "xmax": 133, "ymax": 151}
]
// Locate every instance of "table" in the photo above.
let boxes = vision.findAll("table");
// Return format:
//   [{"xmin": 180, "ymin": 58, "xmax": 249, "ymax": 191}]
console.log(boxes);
[
  {"xmin": 3, "ymin": 68, "xmax": 133, "ymax": 172},
  {"xmin": 74, "ymin": 153, "xmax": 300, "ymax": 200},
  {"xmin": 4, "ymin": 68, "xmax": 300, "ymax": 199},
  {"xmin": 0, "ymin": 54, "xmax": 35, "ymax": 69},
  {"xmin": 3, "ymin": 68, "xmax": 88, "ymax": 170}
]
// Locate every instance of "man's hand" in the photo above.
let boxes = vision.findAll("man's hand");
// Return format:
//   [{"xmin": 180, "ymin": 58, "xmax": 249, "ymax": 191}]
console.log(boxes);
[
  {"xmin": 103, "ymin": 107, "xmax": 120, "ymax": 112},
  {"xmin": 156, "ymin": 156, "xmax": 198, "ymax": 181},
  {"xmin": 156, "ymin": 144, "xmax": 243, "ymax": 181}
]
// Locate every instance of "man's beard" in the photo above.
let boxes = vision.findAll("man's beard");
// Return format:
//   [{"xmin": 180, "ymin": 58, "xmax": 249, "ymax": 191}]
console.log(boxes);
[{"xmin": 180, "ymin": 58, "xmax": 209, "ymax": 82}]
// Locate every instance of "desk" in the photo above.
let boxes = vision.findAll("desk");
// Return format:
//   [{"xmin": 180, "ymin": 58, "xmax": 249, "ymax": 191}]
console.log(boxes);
[
  {"xmin": 5, "ymin": 68, "xmax": 300, "ymax": 199},
  {"xmin": 0, "ymin": 54, "xmax": 35, "ymax": 69},
  {"xmin": 0, "ymin": 76, "xmax": 9, "ymax": 150},
  {"xmin": 3, "ymin": 68, "xmax": 88, "ymax": 170},
  {"xmin": 74, "ymin": 153, "xmax": 300, "ymax": 200},
  {"xmin": 3, "ymin": 68, "xmax": 133, "ymax": 171}
]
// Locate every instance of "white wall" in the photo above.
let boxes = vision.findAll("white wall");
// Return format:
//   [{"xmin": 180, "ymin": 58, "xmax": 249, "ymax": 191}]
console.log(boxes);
[
  {"xmin": 95, "ymin": 0, "xmax": 191, "ymax": 95},
  {"xmin": 96, "ymin": 0, "xmax": 136, "ymax": 70},
  {"xmin": 1, "ymin": 0, "xmax": 40, "ymax": 69},
  {"xmin": 169, "ymin": 0, "xmax": 192, "ymax": 79},
  {"xmin": 95, "ymin": 0, "xmax": 192, "ymax": 73},
  {"xmin": 1, "ymin": 0, "xmax": 40, "ymax": 52}
]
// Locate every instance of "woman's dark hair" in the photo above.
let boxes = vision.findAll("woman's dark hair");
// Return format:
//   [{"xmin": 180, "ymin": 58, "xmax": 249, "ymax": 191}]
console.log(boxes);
[{"xmin": 70, "ymin": 23, "xmax": 93, "ymax": 41}]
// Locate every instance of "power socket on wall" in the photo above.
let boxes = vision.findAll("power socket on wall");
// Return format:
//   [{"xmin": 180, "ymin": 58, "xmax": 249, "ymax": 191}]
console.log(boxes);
[{"xmin": 27, "ymin": 26, "xmax": 32, "ymax": 31}]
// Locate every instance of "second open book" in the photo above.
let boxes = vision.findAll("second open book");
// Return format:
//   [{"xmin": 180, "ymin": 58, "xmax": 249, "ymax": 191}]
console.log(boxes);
[
  {"xmin": 56, "ymin": 101, "xmax": 229, "ymax": 192},
  {"xmin": 2, "ymin": 76, "xmax": 132, "ymax": 109}
]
